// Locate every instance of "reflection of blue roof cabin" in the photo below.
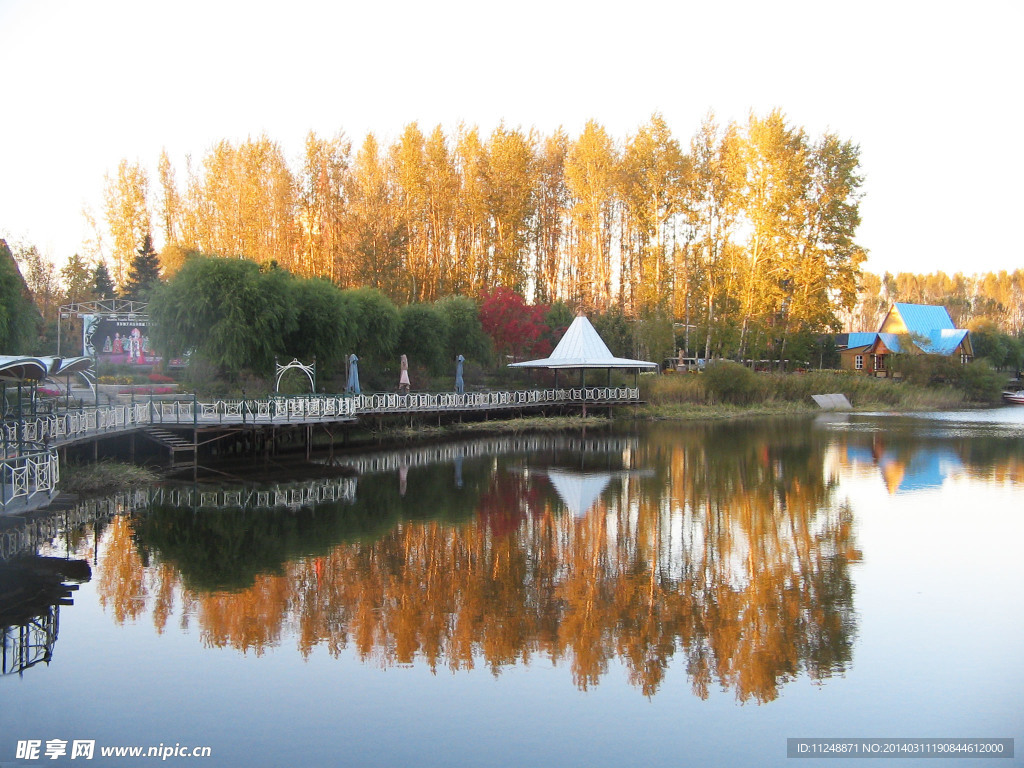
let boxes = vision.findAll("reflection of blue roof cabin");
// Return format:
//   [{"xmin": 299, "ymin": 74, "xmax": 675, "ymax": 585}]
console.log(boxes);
[{"xmin": 839, "ymin": 303, "xmax": 972, "ymax": 376}]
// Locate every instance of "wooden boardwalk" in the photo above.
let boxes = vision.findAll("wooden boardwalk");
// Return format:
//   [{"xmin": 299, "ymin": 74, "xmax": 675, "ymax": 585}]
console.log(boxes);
[{"xmin": 1, "ymin": 386, "xmax": 640, "ymax": 511}]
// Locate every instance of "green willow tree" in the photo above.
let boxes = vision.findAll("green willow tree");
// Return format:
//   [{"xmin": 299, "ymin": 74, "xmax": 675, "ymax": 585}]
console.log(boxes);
[{"xmin": 148, "ymin": 256, "xmax": 297, "ymax": 378}]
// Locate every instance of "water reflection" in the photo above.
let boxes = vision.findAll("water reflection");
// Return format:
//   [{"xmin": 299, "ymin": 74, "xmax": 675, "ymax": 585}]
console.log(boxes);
[
  {"xmin": 84, "ymin": 422, "xmax": 859, "ymax": 703},
  {"xmin": 819, "ymin": 410, "xmax": 1024, "ymax": 492},
  {"xmin": 1, "ymin": 556, "xmax": 90, "ymax": 676}
]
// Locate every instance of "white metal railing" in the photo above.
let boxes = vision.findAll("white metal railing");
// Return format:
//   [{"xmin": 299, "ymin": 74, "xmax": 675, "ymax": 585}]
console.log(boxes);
[
  {"xmin": 4, "ymin": 388, "xmax": 636, "ymax": 445},
  {"xmin": 152, "ymin": 394, "xmax": 359, "ymax": 425},
  {"xmin": 354, "ymin": 386, "xmax": 638, "ymax": 413},
  {"xmin": 0, "ymin": 386, "xmax": 639, "ymax": 507},
  {"xmin": 0, "ymin": 443, "xmax": 59, "ymax": 507}
]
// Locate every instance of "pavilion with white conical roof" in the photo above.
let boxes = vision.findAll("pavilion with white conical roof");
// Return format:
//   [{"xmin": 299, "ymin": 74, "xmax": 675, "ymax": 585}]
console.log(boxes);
[{"xmin": 508, "ymin": 315, "xmax": 657, "ymax": 382}]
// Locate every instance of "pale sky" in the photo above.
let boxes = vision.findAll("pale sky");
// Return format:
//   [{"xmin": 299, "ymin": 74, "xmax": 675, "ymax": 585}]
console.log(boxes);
[{"xmin": 1, "ymin": 0, "xmax": 1021, "ymax": 278}]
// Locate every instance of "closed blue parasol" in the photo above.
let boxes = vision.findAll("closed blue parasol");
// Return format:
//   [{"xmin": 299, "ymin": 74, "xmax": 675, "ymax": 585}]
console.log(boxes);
[{"xmin": 347, "ymin": 353, "xmax": 361, "ymax": 395}]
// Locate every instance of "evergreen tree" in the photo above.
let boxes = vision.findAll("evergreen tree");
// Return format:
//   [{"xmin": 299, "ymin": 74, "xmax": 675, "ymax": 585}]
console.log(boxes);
[
  {"xmin": 93, "ymin": 261, "xmax": 116, "ymax": 299},
  {"xmin": 122, "ymin": 233, "xmax": 162, "ymax": 299}
]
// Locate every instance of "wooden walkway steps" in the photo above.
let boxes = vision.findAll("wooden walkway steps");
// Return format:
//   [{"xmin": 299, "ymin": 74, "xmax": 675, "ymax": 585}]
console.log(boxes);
[{"xmin": 142, "ymin": 426, "xmax": 196, "ymax": 464}]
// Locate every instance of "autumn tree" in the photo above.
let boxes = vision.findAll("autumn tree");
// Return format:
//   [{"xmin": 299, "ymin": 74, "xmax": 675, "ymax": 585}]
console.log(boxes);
[
  {"xmin": 565, "ymin": 121, "xmax": 619, "ymax": 310},
  {"xmin": 390, "ymin": 123, "xmax": 430, "ymax": 302},
  {"xmin": 103, "ymin": 159, "xmax": 151, "ymax": 287},
  {"xmin": 92, "ymin": 114, "xmax": 884, "ymax": 344},
  {"xmin": 738, "ymin": 110, "xmax": 810, "ymax": 358},
  {"xmin": 478, "ymin": 287, "xmax": 549, "ymax": 364},
  {"xmin": 347, "ymin": 135, "xmax": 406, "ymax": 299},
  {"xmin": 180, "ymin": 136, "xmax": 297, "ymax": 269},
  {"xmin": 297, "ymin": 131, "xmax": 351, "ymax": 282},
  {"xmin": 423, "ymin": 126, "xmax": 460, "ymax": 296},
  {"xmin": 454, "ymin": 125, "xmax": 491, "ymax": 294},
  {"xmin": 483, "ymin": 125, "xmax": 536, "ymax": 294},
  {"xmin": 619, "ymin": 113, "xmax": 688, "ymax": 313},
  {"xmin": 157, "ymin": 149, "xmax": 181, "ymax": 246},
  {"xmin": 685, "ymin": 115, "xmax": 744, "ymax": 359},
  {"xmin": 532, "ymin": 130, "xmax": 570, "ymax": 304},
  {"xmin": 782, "ymin": 133, "xmax": 865, "ymax": 341}
]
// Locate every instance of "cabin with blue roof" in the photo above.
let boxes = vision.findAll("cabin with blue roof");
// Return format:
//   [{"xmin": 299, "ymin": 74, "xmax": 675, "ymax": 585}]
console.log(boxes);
[{"xmin": 839, "ymin": 303, "xmax": 972, "ymax": 376}]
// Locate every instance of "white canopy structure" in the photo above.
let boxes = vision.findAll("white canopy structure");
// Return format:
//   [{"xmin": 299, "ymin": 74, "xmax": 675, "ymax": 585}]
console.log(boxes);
[
  {"xmin": 0, "ymin": 355, "xmax": 94, "ymax": 382},
  {"xmin": 0, "ymin": 356, "xmax": 51, "ymax": 382},
  {"xmin": 508, "ymin": 315, "xmax": 658, "ymax": 370}
]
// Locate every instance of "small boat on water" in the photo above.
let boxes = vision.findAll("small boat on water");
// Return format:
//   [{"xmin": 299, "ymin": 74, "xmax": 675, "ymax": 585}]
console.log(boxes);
[{"xmin": 1003, "ymin": 389, "xmax": 1024, "ymax": 405}]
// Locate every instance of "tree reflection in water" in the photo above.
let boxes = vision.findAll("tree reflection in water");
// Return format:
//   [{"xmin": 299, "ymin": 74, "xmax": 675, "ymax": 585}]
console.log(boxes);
[{"xmin": 102, "ymin": 420, "xmax": 862, "ymax": 703}]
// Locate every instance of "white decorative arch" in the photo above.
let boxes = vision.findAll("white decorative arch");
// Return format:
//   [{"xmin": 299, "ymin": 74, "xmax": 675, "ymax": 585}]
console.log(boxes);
[{"xmin": 275, "ymin": 358, "xmax": 316, "ymax": 393}]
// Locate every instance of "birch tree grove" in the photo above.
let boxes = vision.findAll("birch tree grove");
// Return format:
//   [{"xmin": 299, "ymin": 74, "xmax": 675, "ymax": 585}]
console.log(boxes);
[{"xmin": 103, "ymin": 111, "xmax": 874, "ymax": 357}]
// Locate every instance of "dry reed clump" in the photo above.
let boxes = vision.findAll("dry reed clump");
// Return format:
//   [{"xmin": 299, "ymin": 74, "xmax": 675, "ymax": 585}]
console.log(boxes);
[{"xmin": 60, "ymin": 460, "xmax": 160, "ymax": 494}]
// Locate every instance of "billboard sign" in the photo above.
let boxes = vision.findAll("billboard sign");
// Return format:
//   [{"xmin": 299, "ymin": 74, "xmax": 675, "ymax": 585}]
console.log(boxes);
[{"xmin": 82, "ymin": 313, "xmax": 162, "ymax": 365}]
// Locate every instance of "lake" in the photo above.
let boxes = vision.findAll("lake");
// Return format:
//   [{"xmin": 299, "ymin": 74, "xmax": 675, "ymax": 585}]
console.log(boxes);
[{"xmin": 2, "ymin": 410, "xmax": 1022, "ymax": 767}]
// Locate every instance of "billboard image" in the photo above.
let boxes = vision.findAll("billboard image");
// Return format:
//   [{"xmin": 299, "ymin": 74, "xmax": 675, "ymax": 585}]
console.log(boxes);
[{"xmin": 82, "ymin": 314, "xmax": 162, "ymax": 365}]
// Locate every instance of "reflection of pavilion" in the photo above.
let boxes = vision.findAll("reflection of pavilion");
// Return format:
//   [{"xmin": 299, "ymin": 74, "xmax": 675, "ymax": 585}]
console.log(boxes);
[
  {"xmin": 0, "ymin": 556, "xmax": 90, "ymax": 676},
  {"xmin": 544, "ymin": 469, "xmax": 614, "ymax": 518},
  {"xmin": 542, "ymin": 468, "xmax": 652, "ymax": 517},
  {"xmin": 845, "ymin": 440, "xmax": 965, "ymax": 494}
]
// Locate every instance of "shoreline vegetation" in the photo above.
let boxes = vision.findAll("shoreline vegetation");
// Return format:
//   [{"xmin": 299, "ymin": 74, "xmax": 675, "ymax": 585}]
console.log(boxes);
[{"xmin": 639, "ymin": 362, "xmax": 998, "ymax": 414}]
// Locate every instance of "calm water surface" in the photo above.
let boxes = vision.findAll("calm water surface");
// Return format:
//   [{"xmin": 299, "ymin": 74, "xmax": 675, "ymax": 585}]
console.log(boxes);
[{"xmin": 2, "ymin": 410, "xmax": 1022, "ymax": 767}]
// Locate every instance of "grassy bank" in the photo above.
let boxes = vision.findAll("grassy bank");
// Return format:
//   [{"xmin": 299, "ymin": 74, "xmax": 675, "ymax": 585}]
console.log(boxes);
[
  {"xmin": 639, "ymin": 366, "xmax": 976, "ymax": 418},
  {"xmin": 60, "ymin": 460, "xmax": 161, "ymax": 494}
]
